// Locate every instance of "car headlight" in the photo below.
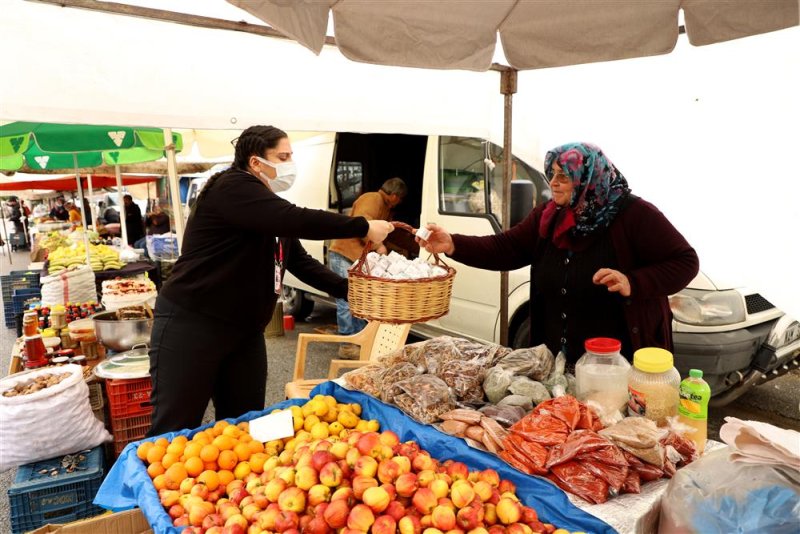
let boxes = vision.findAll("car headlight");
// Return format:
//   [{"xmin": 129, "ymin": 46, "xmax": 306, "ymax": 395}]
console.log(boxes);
[{"xmin": 669, "ymin": 289, "xmax": 746, "ymax": 326}]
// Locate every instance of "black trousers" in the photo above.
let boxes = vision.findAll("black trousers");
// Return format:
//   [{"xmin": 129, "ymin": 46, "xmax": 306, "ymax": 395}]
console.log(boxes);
[{"xmin": 146, "ymin": 296, "xmax": 267, "ymax": 436}]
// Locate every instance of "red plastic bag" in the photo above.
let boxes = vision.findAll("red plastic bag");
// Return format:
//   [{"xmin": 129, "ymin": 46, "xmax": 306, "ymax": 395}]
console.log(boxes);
[
  {"xmin": 503, "ymin": 433, "xmax": 548, "ymax": 474},
  {"xmin": 577, "ymin": 403, "xmax": 604, "ymax": 431},
  {"xmin": 550, "ymin": 461, "xmax": 610, "ymax": 504},
  {"xmin": 545, "ymin": 430, "xmax": 615, "ymax": 468},
  {"xmin": 579, "ymin": 459, "xmax": 629, "ymax": 495},
  {"xmin": 510, "ymin": 412, "xmax": 570, "ymax": 446},
  {"xmin": 500, "ymin": 449, "xmax": 537, "ymax": 475},
  {"xmin": 621, "ymin": 471, "xmax": 641, "ymax": 494},
  {"xmin": 534, "ymin": 396, "xmax": 581, "ymax": 430}
]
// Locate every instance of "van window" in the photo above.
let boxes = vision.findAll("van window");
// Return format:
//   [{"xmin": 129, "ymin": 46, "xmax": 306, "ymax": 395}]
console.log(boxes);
[
  {"xmin": 334, "ymin": 161, "xmax": 364, "ymax": 209},
  {"xmin": 439, "ymin": 136, "xmax": 549, "ymax": 228}
]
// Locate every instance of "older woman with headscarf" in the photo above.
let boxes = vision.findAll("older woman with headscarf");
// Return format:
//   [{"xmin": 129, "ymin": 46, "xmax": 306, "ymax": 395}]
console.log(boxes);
[{"xmin": 418, "ymin": 142, "xmax": 699, "ymax": 362}]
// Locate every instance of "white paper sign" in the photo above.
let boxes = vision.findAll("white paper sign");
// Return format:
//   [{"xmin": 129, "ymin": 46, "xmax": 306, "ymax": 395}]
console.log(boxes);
[{"xmin": 248, "ymin": 409, "xmax": 295, "ymax": 443}]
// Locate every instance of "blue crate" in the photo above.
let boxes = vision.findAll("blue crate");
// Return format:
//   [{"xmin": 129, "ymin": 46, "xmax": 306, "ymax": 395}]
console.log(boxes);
[
  {"xmin": 8, "ymin": 447, "xmax": 105, "ymax": 534},
  {"xmin": 12, "ymin": 289, "xmax": 40, "ymax": 315},
  {"xmin": 1, "ymin": 271, "xmax": 40, "ymax": 299}
]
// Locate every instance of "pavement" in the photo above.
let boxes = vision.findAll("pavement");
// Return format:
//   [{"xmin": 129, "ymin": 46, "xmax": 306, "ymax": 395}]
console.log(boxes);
[{"xmin": 1, "ymin": 244, "xmax": 798, "ymax": 532}]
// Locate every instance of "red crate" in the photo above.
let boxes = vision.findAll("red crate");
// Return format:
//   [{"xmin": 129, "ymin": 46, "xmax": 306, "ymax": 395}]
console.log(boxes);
[
  {"xmin": 105, "ymin": 378, "xmax": 152, "ymax": 418},
  {"xmin": 111, "ymin": 413, "xmax": 152, "ymax": 457}
]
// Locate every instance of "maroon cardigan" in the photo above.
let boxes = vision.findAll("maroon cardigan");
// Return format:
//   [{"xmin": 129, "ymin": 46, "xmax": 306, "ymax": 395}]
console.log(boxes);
[{"xmin": 451, "ymin": 197, "xmax": 699, "ymax": 352}]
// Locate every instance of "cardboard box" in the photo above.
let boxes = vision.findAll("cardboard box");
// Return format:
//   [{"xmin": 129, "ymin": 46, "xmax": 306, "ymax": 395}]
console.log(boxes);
[{"xmin": 29, "ymin": 509, "xmax": 152, "ymax": 534}]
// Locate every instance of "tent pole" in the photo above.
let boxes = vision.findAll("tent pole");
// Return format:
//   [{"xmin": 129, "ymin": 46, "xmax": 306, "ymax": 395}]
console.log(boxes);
[
  {"xmin": 115, "ymin": 165, "xmax": 128, "ymax": 246},
  {"xmin": 87, "ymin": 173, "xmax": 95, "ymax": 231},
  {"xmin": 499, "ymin": 68, "xmax": 517, "ymax": 347},
  {"xmin": 164, "ymin": 128, "xmax": 184, "ymax": 251},
  {"xmin": 74, "ymin": 155, "xmax": 92, "ymax": 265}
]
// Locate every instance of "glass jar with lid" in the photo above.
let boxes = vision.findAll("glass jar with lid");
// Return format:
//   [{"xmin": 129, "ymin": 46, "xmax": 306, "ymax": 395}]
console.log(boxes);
[
  {"xmin": 575, "ymin": 338, "xmax": 631, "ymax": 418},
  {"xmin": 628, "ymin": 347, "xmax": 681, "ymax": 426}
]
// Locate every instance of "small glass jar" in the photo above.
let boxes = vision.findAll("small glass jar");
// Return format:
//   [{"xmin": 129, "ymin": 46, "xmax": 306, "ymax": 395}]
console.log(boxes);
[
  {"xmin": 80, "ymin": 341, "xmax": 103, "ymax": 361},
  {"xmin": 23, "ymin": 311, "xmax": 39, "ymax": 337},
  {"xmin": 50, "ymin": 310, "xmax": 67, "ymax": 330},
  {"xmin": 69, "ymin": 355, "xmax": 88, "ymax": 366},
  {"xmin": 628, "ymin": 347, "xmax": 681, "ymax": 426},
  {"xmin": 575, "ymin": 338, "xmax": 631, "ymax": 418},
  {"xmin": 24, "ymin": 335, "xmax": 48, "ymax": 368}
]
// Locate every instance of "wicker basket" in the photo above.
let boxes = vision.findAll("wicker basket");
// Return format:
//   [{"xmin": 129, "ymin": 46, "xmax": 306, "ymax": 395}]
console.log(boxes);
[{"xmin": 347, "ymin": 222, "xmax": 455, "ymax": 324}]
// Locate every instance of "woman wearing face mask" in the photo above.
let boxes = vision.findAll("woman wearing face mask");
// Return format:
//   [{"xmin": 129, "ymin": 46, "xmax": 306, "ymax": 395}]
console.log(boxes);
[
  {"xmin": 417, "ymin": 142, "xmax": 699, "ymax": 363},
  {"xmin": 147, "ymin": 125, "xmax": 394, "ymax": 435}
]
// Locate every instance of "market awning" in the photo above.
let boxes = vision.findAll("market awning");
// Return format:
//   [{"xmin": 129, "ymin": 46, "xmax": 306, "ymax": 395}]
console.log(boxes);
[
  {"xmin": 229, "ymin": 0, "xmax": 799, "ymax": 70},
  {"xmin": 0, "ymin": 174, "xmax": 159, "ymax": 192}
]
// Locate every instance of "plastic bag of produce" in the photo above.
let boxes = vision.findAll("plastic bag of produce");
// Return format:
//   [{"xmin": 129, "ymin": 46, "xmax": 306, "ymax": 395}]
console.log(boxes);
[
  {"xmin": 0, "ymin": 365, "xmax": 111, "ymax": 472},
  {"xmin": 659, "ymin": 447, "xmax": 800, "ymax": 533},
  {"xmin": 380, "ymin": 363, "xmax": 424, "ymax": 403},
  {"xmin": 437, "ymin": 358, "xmax": 490, "ymax": 404},
  {"xmin": 479, "ymin": 404, "xmax": 527, "ymax": 427},
  {"xmin": 342, "ymin": 364, "xmax": 387, "ymax": 398},
  {"xmin": 496, "ymin": 344, "xmax": 554, "ymax": 380},
  {"xmin": 390, "ymin": 375, "xmax": 455, "ymax": 424},
  {"xmin": 498, "ymin": 394, "xmax": 533, "ymax": 411},
  {"xmin": 483, "ymin": 366, "xmax": 513, "ymax": 404},
  {"xmin": 509, "ymin": 376, "xmax": 551, "ymax": 405},
  {"xmin": 549, "ymin": 461, "xmax": 611, "ymax": 504},
  {"xmin": 599, "ymin": 417, "xmax": 668, "ymax": 468},
  {"xmin": 377, "ymin": 340, "xmax": 428, "ymax": 368}
]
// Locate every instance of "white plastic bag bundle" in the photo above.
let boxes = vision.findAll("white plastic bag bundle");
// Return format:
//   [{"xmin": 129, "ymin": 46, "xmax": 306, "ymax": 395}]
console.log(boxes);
[
  {"xmin": 0, "ymin": 365, "xmax": 112, "ymax": 472},
  {"xmin": 40, "ymin": 265, "xmax": 97, "ymax": 306}
]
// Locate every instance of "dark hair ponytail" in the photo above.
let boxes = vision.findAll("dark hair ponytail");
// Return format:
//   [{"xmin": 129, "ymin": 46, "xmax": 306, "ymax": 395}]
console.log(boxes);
[{"xmin": 194, "ymin": 125, "xmax": 288, "ymax": 209}]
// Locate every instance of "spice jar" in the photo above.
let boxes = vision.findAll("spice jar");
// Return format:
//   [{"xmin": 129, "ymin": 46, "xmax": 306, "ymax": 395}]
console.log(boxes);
[
  {"xmin": 80, "ymin": 341, "xmax": 103, "ymax": 361},
  {"xmin": 575, "ymin": 338, "xmax": 631, "ymax": 419},
  {"xmin": 628, "ymin": 347, "xmax": 681, "ymax": 426}
]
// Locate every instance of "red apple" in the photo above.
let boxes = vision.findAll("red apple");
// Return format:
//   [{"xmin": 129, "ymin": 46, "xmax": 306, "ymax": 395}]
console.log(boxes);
[
  {"xmin": 354, "ymin": 455, "xmax": 379, "ymax": 478},
  {"xmin": 274, "ymin": 510, "xmax": 300, "ymax": 532},
  {"xmin": 413, "ymin": 487, "xmax": 437, "ymax": 515},
  {"xmin": 362, "ymin": 486, "xmax": 391, "ymax": 513},
  {"xmin": 168, "ymin": 504, "xmax": 185, "ymax": 520},
  {"xmin": 278, "ymin": 487, "xmax": 307, "ymax": 513},
  {"xmin": 396, "ymin": 472, "xmax": 420, "ymax": 497},
  {"xmin": 386, "ymin": 500, "xmax": 406, "ymax": 522},
  {"xmin": 432, "ymin": 506, "xmax": 457, "ymax": 531},
  {"xmin": 347, "ymin": 504, "xmax": 376, "ymax": 531},
  {"xmin": 399, "ymin": 515, "xmax": 423, "ymax": 534},
  {"xmin": 312, "ymin": 451, "xmax": 336, "ymax": 472},
  {"xmin": 373, "ymin": 514, "xmax": 398, "ymax": 534},
  {"xmin": 352, "ymin": 475, "xmax": 379, "ymax": 499},
  {"xmin": 320, "ymin": 462, "xmax": 344, "ymax": 487},
  {"xmin": 323, "ymin": 498, "xmax": 351, "ymax": 529}
]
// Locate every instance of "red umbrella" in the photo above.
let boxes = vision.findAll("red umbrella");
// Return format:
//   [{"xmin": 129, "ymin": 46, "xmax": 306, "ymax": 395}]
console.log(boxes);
[{"xmin": 0, "ymin": 174, "xmax": 158, "ymax": 191}]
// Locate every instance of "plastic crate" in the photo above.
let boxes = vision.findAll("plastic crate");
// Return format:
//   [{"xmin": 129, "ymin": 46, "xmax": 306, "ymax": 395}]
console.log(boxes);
[
  {"xmin": 7, "ymin": 446, "xmax": 105, "ymax": 534},
  {"xmin": 105, "ymin": 378, "xmax": 153, "ymax": 419},
  {"xmin": 111, "ymin": 413, "xmax": 152, "ymax": 457},
  {"xmin": 12, "ymin": 288, "xmax": 41, "ymax": 315}
]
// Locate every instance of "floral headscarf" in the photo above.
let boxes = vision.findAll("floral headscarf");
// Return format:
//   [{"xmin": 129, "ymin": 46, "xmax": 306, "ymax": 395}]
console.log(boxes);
[{"xmin": 540, "ymin": 142, "xmax": 630, "ymax": 248}]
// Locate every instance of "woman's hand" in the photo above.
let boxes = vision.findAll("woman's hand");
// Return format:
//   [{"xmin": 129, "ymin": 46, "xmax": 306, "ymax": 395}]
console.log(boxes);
[
  {"xmin": 366, "ymin": 220, "xmax": 394, "ymax": 244},
  {"xmin": 593, "ymin": 268, "xmax": 631, "ymax": 297},
  {"xmin": 416, "ymin": 223, "xmax": 455, "ymax": 255}
]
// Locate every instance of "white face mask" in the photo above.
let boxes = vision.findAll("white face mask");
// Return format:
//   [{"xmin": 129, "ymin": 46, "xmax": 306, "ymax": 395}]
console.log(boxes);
[{"xmin": 256, "ymin": 156, "xmax": 297, "ymax": 193}]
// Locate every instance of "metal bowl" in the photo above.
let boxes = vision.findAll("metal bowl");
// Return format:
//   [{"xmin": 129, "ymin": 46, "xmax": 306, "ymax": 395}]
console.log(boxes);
[{"xmin": 92, "ymin": 311, "xmax": 153, "ymax": 352}]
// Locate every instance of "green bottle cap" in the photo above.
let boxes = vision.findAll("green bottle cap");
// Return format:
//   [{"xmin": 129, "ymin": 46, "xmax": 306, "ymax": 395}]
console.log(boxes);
[{"xmin": 689, "ymin": 369, "xmax": 703, "ymax": 378}]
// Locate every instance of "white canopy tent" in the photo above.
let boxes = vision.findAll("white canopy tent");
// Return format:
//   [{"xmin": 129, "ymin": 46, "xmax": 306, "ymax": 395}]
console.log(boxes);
[{"xmin": 1, "ymin": 1, "xmax": 798, "ymax": 318}]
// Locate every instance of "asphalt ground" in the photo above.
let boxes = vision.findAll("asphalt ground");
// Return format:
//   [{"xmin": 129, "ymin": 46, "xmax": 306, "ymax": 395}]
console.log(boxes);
[{"xmin": 1, "ymin": 244, "xmax": 798, "ymax": 532}]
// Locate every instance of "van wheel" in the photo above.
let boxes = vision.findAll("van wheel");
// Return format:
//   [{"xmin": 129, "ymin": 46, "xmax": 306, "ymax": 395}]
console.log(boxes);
[
  {"xmin": 282, "ymin": 287, "xmax": 315, "ymax": 320},
  {"xmin": 511, "ymin": 316, "xmax": 531, "ymax": 349}
]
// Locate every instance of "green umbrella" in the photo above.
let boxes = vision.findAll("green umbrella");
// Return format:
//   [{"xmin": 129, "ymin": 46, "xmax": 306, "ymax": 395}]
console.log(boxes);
[{"xmin": 0, "ymin": 121, "xmax": 182, "ymax": 262}]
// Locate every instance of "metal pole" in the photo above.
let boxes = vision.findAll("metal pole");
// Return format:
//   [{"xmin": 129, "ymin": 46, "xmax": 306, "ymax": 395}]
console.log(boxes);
[
  {"xmin": 164, "ymin": 128, "xmax": 184, "ymax": 251},
  {"xmin": 499, "ymin": 68, "xmax": 517, "ymax": 347},
  {"xmin": 1, "ymin": 215, "xmax": 11, "ymax": 264},
  {"xmin": 115, "ymin": 165, "xmax": 129, "ymax": 246},
  {"xmin": 73, "ymin": 155, "xmax": 92, "ymax": 265}
]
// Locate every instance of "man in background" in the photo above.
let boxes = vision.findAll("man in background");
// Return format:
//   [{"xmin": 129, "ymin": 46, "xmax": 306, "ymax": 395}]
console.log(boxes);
[
  {"xmin": 326, "ymin": 177, "xmax": 407, "ymax": 356},
  {"xmin": 49, "ymin": 195, "xmax": 69, "ymax": 221},
  {"xmin": 123, "ymin": 194, "xmax": 145, "ymax": 245}
]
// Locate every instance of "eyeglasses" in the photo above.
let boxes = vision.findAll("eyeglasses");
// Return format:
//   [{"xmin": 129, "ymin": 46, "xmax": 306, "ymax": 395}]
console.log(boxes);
[{"xmin": 550, "ymin": 172, "xmax": 571, "ymax": 184}]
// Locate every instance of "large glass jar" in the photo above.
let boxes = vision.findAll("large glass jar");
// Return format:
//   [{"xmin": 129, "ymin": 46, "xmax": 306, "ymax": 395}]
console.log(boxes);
[
  {"xmin": 575, "ymin": 338, "xmax": 631, "ymax": 418},
  {"xmin": 628, "ymin": 347, "xmax": 681, "ymax": 426}
]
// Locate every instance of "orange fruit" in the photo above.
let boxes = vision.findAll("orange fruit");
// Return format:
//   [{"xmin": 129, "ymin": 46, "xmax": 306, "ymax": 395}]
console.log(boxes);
[
  {"xmin": 222, "ymin": 425, "xmax": 242, "ymax": 439},
  {"xmin": 173, "ymin": 435, "xmax": 189, "ymax": 445},
  {"xmin": 218, "ymin": 450, "xmax": 238, "ymax": 471},
  {"xmin": 237, "ymin": 422, "xmax": 249, "ymax": 432},
  {"xmin": 197, "ymin": 470, "xmax": 220, "ymax": 491},
  {"xmin": 239, "ymin": 433, "xmax": 253, "ymax": 443},
  {"xmin": 212, "ymin": 420, "xmax": 229, "ymax": 436},
  {"xmin": 137, "ymin": 441, "xmax": 154, "ymax": 462},
  {"xmin": 161, "ymin": 453, "xmax": 179, "ymax": 469},
  {"xmin": 234, "ymin": 461, "xmax": 251, "ymax": 480},
  {"xmin": 200, "ymin": 444, "xmax": 220, "ymax": 463},
  {"xmin": 146, "ymin": 445, "xmax": 166, "ymax": 465},
  {"xmin": 185, "ymin": 456, "xmax": 204, "ymax": 478},
  {"xmin": 166, "ymin": 441, "xmax": 185, "ymax": 456},
  {"xmin": 155, "ymin": 437, "xmax": 169, "ymax": 449},
  {"xmin": 147, "ymin": 461, "xmax": 165, "ymax": 479},
  {"xmin": 165, "ymin": 463, "xmax": 188, "ymax": 486},
  {"xmin": 204, "ymin": 461, "xmax": 218, "ymax": 472},
  {"xmin": 152, "ymin": 474, "xmax": 168, "ymax": 491},
  {"xmin": 233, "ymin": 443, "xmax": 252, "ymax": 463},
  {"xmin": 249, "ymin": 453, "xmax": 267, "ymax": 474},
  {"xmin": 183, "ymin": 442, "xmax": 203, "ymax": 459},
  {"xmin": 217, "ymin": 470, "xmax": 235, "ymax": 487},
  {"xmin": 215, "ymin": 435, "xmax": 237, "ymax": 451},
  {"xmin": 247, "ymin": 440, "xmax": 265, "ymax": 454},
  {"xmin": 192, "ymin": 433, "xmax": 210, "ymax": 446}
]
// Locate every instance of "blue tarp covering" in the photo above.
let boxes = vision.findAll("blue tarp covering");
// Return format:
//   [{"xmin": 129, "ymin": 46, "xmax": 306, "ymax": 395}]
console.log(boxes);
[{"xmin": 94, "ymin": 382, "xmax": 613, "ymax": 534}]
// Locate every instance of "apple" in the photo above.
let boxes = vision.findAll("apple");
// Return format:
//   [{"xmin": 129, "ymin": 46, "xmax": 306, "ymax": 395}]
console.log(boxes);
[
  {"xmin": 308, "ymin": 484, "xmax": 332, "ymax": 506},
  {"xmin": 347, "ymin": 504, "xmax": 376, "ymax": 531},
  {"xmin": 229, "ymin": 487, "xmax": 250, "ymax": 507},
  {"xmin": 265, "ymin": 478, "xmax": 288, "ymax": 502},
  {"xmin": 506, "ymin": 523, "xmax": 532, "ymax": 534},
  {"xmin": 378, "ymin": 459, "xmax": 401, "ymax": 484},
  {"xmin": 273, "ymin": 510, "xmax": 300, "ymax": 532},
  {"xmin": 257, "ymin": 506, "xmax": 280, "ymax": 530},
  {"xmin": 322, "ymin": 498, "xmax": 351, "ymax": 528},
  {"xmin": 219, "ymin": 502, "xmax": 241, "ymax": 522},
  {"xmin": 472, "ymin": 481, "xmax": 493, "ymax": 503},
  {"xmin": 330, "ymin": 441, "xmax": 350, "ymax": 460},
  {"xmin": 246, "ymin": 477, "xmax": 264, "ymax": 494},
  {"xmin": 331, "ymin": 487, "xmax": 356, "ymax": 506},
  {"xmin": 432, "ymin": 506, "xmax": 457, "ymax": 531},
  {"xmin": 221, "ymin": 524, "xmax": 246, "ymax": 534},
  {"xmin": 240, "ymin": 495, "xmax": 255, "ymax": 508},
  {"xmin": 456, "ymin": 505, "xmax": 484, "ymax": 531},
  {"xmin": 496, "ymin": 498, "xmax": 522, "ymax": 525},
  {"xmin": 305, "ymin": 516, "xmax": 332, "ymax": 534},
  {"xmin": 362, "ymin": 486, "xmax": 391, "ymax": 513},
  {"xmin": 430, "ymin": 479, "xmax": 450, "ymax": 500},
  {"xmin": 421, "ymin": 515, "xmax": 433, "ymax": 529},
  {"xmin": 394, "ymin": 455, "xmax": 412, "ymax": 475},
  {"xmin": 253, "ymin": 492, "xmax": 269, "ymax": 509},
  {"xmin": 488, "ymin": 526, "xmax": 506, "ymax": 534},
  {"xmin": 208, "ymin": 490, "xmax": 221, "ymax": 504},
  {"xmin": 295, "ymin": 465, "xmax": 319, "ymax": 491},
  {"xmin": 277, "ymin": 466, "xmax": 297, "ymax": 486},
  {"xmin": 278, "ymin": 487, "xmax": 307, "ymax": 513},
  {"xmin": 206, "ymin": 527, "xmax": 224, "ymax": 534},
  {"xmin": 173, "ymin": 515, "xmax": 189, "ymax": 527},
  {"xmin": 399, "ymin": 515, "xmax": 423, "ymax": 534},
  {"xmin": 373, "ymin": 514, "xmax": 398, "ymax": 534},
  {"xmin": 468, "ymin": 529, "xmax": 489, "ymax": 534},
  {"xmin": 498, "ymin": 480, "xmax": 516, "ymax": 495},
  {"xmin": 160, "ymin": 489, "xmax": 180, "ymax": 507},
  {"xmin": 446, "ymin": 462, "xmax": 469, "ymax": 482},
  {"xmin": 354, "ymin": 455, "xmax": 379, "ymax": 478},
  {"xmin": 180, "ymin": 477, "xmax": 196, "ymax": 495},
  {"xmin": 488, "ymin": 488, "xmax": 502, "ymax": 505},
  {"xmin": 480, "ymin": 470, "xmax": 500, "ymax": 488},
  {"xmin": 380, "ymin": 431, "xmax": 400, "ymax": 448},
  {"xmin": 417, "ymin": 469, "xmax": 437, "ymax": 488},
  {"xmin": 299, "ymin": 515, "xmax": 312, "ymax": 532},
  {"xmin": 345, "ymin": 447, "xmax": 361, "ymax": 469},
  {"xmin": 168, "ymin": 504, "xmax": 185, "ymax": 520},
  {"xmin": 382, "ymin": 483, "xmax": 397, "ymax": 501},
  {"xmin": 386, "ymin": 500, "xmax": 406, "ymax": 522},
  {"xmin": 521, "ymin": 507, "xmax": 538, "ymax": 524},
  {"xmin": 450, "ymin": 481, "xmax": 476, "ymax": 509},
  {"xmin": 352, "ymin": 475, "xmax": 379, "ymax": 499},
  {"xmin": 320, "ymin": 462, "xmax": 344, "ymax": 487},
  {"xmin": 227, "ymin": 479, "xmax": 246, "ymax": 495},
  {"xmin": 356, "ymin": 433, "xmax": 382, "ymax": 458},
  {"xmin": 312, "ymin": 450, "xmax": 336, "ymax": 472},
  {"xmin": 412, "ymin": 452, "xmax": 435, "ymax": 472},
  {"xmin": 396, "ymin": 472, "xmax": 420, "ymax": 497},
  {"xmin": 190, "ymin": 483, "xmax": 210, "ymax": 501},
  {"xmin": 413, "ymin": 487, "xmax": 437, "ymax": 515},
  {"xmin": 224, "ymin": 513, "xmax": 248, "ymax": 531},
  {"xmin": 483, "ymin": 503, "xmax": 497, "ymax": 526},
  {"xmin": 203, "ymin": 513, "xmax": 225, "ymax": 529},
  {"xmin": 242, "ymin": 503, "xmax": 262, "ymax": 522},
  {"xmin": 423, "ymin": 528, "xmax": 444, "ymax": 534}
]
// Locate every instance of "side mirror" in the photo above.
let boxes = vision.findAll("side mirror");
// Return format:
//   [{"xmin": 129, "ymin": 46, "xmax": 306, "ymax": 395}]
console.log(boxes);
[{"xmin": 510, "ymin": 180, "xmax": 534, "ymax": 227}]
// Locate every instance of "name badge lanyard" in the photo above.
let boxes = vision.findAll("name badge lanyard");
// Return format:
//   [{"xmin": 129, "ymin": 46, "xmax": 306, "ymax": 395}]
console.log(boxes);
[{"xmin": 274, "ymin": 237, "xmax": 284, "ymax": 295}]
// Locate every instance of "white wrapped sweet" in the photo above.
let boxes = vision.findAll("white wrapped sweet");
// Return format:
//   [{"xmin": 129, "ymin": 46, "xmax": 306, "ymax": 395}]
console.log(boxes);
[
  {"xmin": 353, "ymin": 251, "xmax": 449, "ymax": 280},
  {"xmin": 387, "ymin": 261, "xmax": 407, "ymax": 276}
]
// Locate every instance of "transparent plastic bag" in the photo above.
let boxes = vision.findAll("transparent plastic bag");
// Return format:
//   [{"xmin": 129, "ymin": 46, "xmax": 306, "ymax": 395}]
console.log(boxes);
[
  {"xmin": 342, "ymin": 364, "xmax": 387, "ymax": 398},
  {"xmin": 659, "ymin": 448, "xmax": 800, "ymax": 534},
  {"xmin": 390, "ymin": 375, "xmax": 455, "ymax": 424},
  {"xmin": 508, "ymin": 376, "xmax": 551, "ymax": 405},
  {"xmin": 479, "ymin": 404, "xmax": 526, "ymax": 427},
  {"xmin": 497, "ymin": 394, "xmax": 533, "ymax": 411},
  {"xmin": 483, "ymin": 366, "xmax": 513, "ymax": 404},
  {"xmin": 437, "ymin": 359, "xmax": 488, "ymax": 404},
  {"xmin": 377, "ymin": 340, "xmax": 428, "ymax": 369},
  {"xmin": 496, "ymin": 344, "xmax": 554, "ymax": 380},
  {"xmin": 380, "ymin": 363, "xmax": 423, "ymax": 403}
]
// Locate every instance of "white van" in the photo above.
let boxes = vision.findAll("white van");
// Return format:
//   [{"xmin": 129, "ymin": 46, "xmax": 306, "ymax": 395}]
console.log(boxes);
[{"xmin": 280, "ymin": 132, "xmax": 800, "ymax": 403}]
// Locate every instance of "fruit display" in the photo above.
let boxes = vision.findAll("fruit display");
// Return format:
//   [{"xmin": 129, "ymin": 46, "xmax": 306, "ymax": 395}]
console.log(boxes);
[
  {"xmin": 29, "ymin": 302, "xmax": 103, "ymax": 329},
  {"xmin": 47, "ymin": 243, "xmax": 125, "ymax": 274},
  {"xmin": 40, "ymin": 231, "xmax": 71, "ymax": 252},
  {"xmin": 136, "ymin": 395, "xmax": 574, "ymax": 534}
]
